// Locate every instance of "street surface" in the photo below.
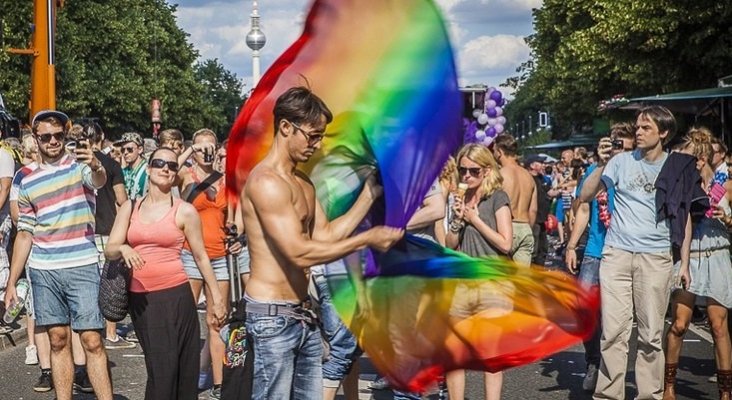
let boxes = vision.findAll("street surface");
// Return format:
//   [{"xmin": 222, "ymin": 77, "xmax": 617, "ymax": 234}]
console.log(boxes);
[{"xmin": 0, "ymin": 320, "xmax": 719, "ymax": 399}]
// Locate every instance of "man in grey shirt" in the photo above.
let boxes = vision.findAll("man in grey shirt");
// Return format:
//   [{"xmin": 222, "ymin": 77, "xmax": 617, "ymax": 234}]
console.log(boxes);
[{"xmin": 579, "ymin": 106, "xmax": 691, "ymax": 400}]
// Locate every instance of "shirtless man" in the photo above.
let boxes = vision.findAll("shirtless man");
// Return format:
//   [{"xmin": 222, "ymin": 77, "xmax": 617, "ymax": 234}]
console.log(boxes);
[
  {"xmin": 493, "ymin": 134, "xmax": 537, "ymax": 266},
  {"xmin": 241, "ymin": 87, "xmax": 404, "ymax": 399}
]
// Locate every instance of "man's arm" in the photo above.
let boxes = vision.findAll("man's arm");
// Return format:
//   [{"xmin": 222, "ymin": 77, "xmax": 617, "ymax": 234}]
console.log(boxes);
[
  {"xmin": 0, "ymin": 177, "xmax": 11, "ymax": 212},
  {"xmin": 3, "ymin": 231, "xmax": 32, "ymax": 305},
  {"xmin": 565, "ymin": 202, "xmax": 590, "ymax": 273},
  {"xmin": 406, "ymin": 194, "xmax": 446, "ymax": 230},
  {"xmin": 311, "ymin": 174, "xmax": 381, "ymax": 242},
  {"xmin": 528, "ymin": 182, "xmax": 537, "ymax": 227},
  {"xmin": 578, "ymin": 166, "xmax": 606, "ymax": 203},
  {"xmin": 112, "ymin": 183, "xmax": 128, "ymax": 208},
  {"xmin": 248, "ymin": 172, "xmax": 401, "ymax": 269}
]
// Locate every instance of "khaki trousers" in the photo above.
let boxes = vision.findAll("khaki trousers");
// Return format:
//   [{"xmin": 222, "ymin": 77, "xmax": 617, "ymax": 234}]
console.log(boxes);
[
  {"xmin": 510, "ymin": 222, "xmax": 534, "ymax": 267},
  {"xmin": 593, "ymin": 247, "xmax": 673, "ymax": 400}
]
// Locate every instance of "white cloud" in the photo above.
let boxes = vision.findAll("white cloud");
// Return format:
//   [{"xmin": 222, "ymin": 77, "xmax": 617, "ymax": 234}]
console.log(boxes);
[{"xmin": 458, "ymin": 34, "xmax": 530, "ymax": 86}]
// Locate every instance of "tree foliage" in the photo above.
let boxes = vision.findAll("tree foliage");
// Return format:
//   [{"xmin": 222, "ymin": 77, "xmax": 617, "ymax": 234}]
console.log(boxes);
[
  {"xmin": 0, "ymin": 0, "xmax": 245, "ymax": 138},
  {"xmin": 505, "ymin": 0, "xmax": 732, "ymax": 137}
]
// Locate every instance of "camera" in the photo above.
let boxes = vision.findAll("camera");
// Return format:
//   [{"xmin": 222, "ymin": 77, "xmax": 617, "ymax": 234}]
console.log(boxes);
[{"xmin": 611, "ymin": 139, "xmax": 624, "ymax": 150}]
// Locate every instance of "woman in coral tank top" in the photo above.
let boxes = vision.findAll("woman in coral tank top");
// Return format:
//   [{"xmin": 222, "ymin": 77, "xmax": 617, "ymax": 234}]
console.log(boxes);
[{"xmin": 105, "ymin": 147, "xmax": 226, "ymax": 400}]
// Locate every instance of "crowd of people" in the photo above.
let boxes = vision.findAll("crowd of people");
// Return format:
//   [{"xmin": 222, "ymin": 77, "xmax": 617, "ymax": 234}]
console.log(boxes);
[{"xmin": 0, "ymin": 88, "xmax": 730, "ymax": 400}]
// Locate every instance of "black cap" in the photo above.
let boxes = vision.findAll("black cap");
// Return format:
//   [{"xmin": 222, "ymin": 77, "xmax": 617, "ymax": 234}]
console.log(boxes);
[
  {"xmin": 523, "ymin": 154, "xmax": 546, "ymax": 167},
  {"xmin": 31, "ymin": 110, "xmax": 70, "ymax": 127}
]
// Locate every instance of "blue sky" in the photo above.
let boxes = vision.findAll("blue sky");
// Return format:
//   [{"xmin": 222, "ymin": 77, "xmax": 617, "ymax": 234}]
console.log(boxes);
[{"xmin": 169, "ymin": 0, "xmax": 539, "ymax": 94}]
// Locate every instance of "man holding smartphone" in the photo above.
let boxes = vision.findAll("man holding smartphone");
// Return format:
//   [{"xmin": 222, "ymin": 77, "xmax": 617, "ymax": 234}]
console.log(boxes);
[{"xmin": 579, "ymin": 106, "xmax": 691, "ymax": 400}]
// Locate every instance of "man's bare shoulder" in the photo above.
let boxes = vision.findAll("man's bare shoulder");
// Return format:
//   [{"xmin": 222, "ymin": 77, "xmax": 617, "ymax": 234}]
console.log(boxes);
[
  {"xmin": 245, "ymin": 166, "xmax": 292, "ymax": 202},
  {"xmin": 294, "ymin": 169, "xmax": 315, "ymax": 189}
]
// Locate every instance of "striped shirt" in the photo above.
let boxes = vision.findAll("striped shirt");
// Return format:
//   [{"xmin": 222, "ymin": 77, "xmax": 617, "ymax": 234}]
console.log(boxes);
[{"xmin": 17, "ymin": 155, "xmax": 99, "ymax": 270}]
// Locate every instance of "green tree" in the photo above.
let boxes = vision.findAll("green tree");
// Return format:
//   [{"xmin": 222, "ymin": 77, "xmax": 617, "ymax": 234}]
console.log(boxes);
[
  {"xmin": 506, "ymin": 0, "xmax": 732, "ymax": 137},
  {"xmin": 0, "ymin": 0, "xmax": 244, "ymax": 138},
  {"xmin": 194, "ymin": 58, "xmax": 245, "ymax": 139}
]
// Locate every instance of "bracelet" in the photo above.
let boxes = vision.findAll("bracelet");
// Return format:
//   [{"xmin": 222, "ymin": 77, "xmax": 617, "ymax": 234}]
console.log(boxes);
[{"xmin": 449, "ymin": 219, "xmax": 464, "ymax": 233}]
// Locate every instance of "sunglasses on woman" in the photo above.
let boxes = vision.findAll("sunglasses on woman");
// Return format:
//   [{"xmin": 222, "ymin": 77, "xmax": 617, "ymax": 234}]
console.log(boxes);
[
  {"xmin": 150, "ymin": 159, "xmax": 179, "ymax": 172},
  {"xmin": 458, "ymin": 167, "xmax": 482, "ymax": 177}
]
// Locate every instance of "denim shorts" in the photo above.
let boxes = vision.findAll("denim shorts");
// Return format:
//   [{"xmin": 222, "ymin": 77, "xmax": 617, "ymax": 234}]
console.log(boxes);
[
  {"xmin": 28, "ymin": 264, "xmax": 104, "ymax": 331},
  {"xmin": 312, "ymin": 273, "xmax": 362, "ymax": 386},
  {"xmin": 181, "ymin": 249, "xmax": 229, "ymax": 281}
]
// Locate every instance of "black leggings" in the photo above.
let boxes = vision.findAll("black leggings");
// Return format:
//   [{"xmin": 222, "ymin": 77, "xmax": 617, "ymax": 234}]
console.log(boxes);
[{"xmin": 129, "ymin": 283, "xmax": 199, "ymax": 400}]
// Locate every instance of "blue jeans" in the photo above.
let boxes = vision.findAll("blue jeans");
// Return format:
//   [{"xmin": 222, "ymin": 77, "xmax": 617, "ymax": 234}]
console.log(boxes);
[
  {"xmin": 578, "ymin": 255, "xmax": 601, "ymax": 367},
  {"xmin": 246, "ymin": 298, "xmax": 323, "ymax": 399},
  {"xmin": 29, "ymin": 264, "xmax": 104, "ymax": 330},
  {"xmin": 312, "ymin": 273, "xmax": 362, "ymax": 387}
]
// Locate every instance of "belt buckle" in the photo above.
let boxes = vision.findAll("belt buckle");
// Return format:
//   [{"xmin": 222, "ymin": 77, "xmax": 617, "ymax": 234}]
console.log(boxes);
[{"xmin": 268, "ymin": 304, "xmax": 278, "ymax": 316}]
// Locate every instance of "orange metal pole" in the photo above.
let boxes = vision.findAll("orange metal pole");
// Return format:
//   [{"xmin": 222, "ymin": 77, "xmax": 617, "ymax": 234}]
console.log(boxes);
[{"xmin": 29, "ymin": 0, "xmax": 57, "ymax": 117}]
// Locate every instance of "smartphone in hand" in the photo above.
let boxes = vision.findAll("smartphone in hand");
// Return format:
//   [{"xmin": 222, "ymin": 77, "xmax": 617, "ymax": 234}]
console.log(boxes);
[{"xmin": 707, "ymin": 182, "xmax": 726, "ymax": 218}]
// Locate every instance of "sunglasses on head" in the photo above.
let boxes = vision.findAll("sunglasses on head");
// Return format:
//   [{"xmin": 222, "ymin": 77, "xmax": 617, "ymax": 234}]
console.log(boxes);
[
  {"xmin": 36, "ymin": 131, "xmax": 65, "ymax": 143},
  {"xmin": 458, "ymin": 166, "xmax": 482, "ymax": 177},
  {"xmin": 150, "ymin": 158, "xmax": 179, "ymax": 172}
]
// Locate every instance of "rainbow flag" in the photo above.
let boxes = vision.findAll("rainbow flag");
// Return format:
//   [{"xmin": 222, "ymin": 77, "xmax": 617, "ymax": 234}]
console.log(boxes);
[{"xmin": 227, "ymin": 0, "xmax": 599, "ymax": 393}]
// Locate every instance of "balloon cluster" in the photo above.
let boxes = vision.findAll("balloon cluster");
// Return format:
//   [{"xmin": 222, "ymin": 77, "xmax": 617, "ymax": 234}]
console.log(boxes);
[{"xmin": 463, "ymin": 87, "xmax": 507, "ymax": 147}]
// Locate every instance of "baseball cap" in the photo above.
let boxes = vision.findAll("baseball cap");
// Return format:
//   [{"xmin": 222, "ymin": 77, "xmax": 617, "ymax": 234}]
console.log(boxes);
[
  {"xmin": 31, "ymin": 110, "xmax": 70, "ymax": 127},
  {"xmin": 523, "ymin": 154, "xmax": 546, "ymax": 167},
  {"xmin": 119, "ymin": 132, "xmax": 143, "ymax": 146}
]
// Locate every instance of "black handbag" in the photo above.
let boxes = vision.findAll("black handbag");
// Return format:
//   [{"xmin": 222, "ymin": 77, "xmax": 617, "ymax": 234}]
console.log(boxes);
[
  {"xmin": 98, "ymin": 258, "xmax": 131, "ymax": 322},
  {"xmin": 98, "ymin": 200, "xmax": 136, "ymax": 322}
]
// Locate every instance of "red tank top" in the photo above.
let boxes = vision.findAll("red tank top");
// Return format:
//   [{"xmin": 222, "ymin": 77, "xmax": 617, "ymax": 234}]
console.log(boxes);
[{"xmin": 127, "ymin": 198, "xmax": 189, "ymax": 293}]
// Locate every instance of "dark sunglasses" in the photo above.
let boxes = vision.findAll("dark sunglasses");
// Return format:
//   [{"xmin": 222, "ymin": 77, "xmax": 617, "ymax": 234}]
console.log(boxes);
[
  {"xmin": 122, "ymin": 146, "xmax": 138, "ymax": 154},
  {"xmin": 288, "ymin": 120, "xmax": 325, "ymax": 146},
  {"xmin": 36, "ymin": 131, "xmax": 65, "ymax": 143},
  {"xmin": 150, "ymin": 158, "xmax": 179, "ymax": 172},
  {"xmin": 458, "ymin": 167, "xmax": 482, "ymax": 177}
]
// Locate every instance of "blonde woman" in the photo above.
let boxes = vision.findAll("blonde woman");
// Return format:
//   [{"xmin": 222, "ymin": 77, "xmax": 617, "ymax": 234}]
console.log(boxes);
[{"xmin": 445, "ymin": 143, "xmax": 513, "ymax": 400}]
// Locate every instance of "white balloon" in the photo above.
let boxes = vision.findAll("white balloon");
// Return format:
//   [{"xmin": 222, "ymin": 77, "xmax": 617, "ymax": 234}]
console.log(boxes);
[
  {"xmin": 482, "ymin": 136, "xmax": 494, "ymax": 147},
  {"xmin": 475, "ymin": 130, "xmax": 486, "ymax": 140},
  {"xmin": 472, "ymin": 109, "xmax": 482, "ymax": 118},
  {"xmin": 495, "ymin": 106, "xmax": 503, "ymax": 117},
  {"xmin": 497, "ymin": 116, "xmax": 507, "ymax": 125},
  {"xmin": 486, "ymin": 99, "xmax": 497, "ymax": 109},
  {"xmin": 495, "ymin": 124, "xmax": 505, "ymax": 134},
  {"xmin": 477, "ymin": 113, "xmax": 489, "ymax": 125},
  {"xmin": 487, "ymin": 118, "xmax": 497, "ymax": 126},
  {"xmin": 488, "ymin": 86, "xmax": 496, "ymax": 94}
]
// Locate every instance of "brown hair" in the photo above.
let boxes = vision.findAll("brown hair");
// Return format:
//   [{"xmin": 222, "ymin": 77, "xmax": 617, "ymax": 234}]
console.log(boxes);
[
  {"xmin": 273, "ymin": 87, "xmax": 333, "ymax": 135},
  {"xmin": 493, "ymin": 134, "xmax": 518, "ymax": 157},
  {"xmin": 637, "ymin": 106, "xmax": 676, "ymax": 144},
  {"xmin": 610, "ymin": 122, "xmax": 635, "ymax": 140}
]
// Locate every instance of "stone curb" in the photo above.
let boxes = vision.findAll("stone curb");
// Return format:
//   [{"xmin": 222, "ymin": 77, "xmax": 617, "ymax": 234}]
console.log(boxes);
[{"xmin": 0, "ymin": 318, "xmax": 28, "ymax": 351}]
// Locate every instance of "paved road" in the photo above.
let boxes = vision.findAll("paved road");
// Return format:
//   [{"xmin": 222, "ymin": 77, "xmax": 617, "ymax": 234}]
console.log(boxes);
[{"xmin": 0, "ymin": 320, "xmax": 718, "ymax": 399}]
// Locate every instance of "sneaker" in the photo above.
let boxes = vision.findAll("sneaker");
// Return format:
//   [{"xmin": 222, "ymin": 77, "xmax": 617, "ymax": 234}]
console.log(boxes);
[
  {"xmin": 25, "ymin": 345, "xmax": 39, "ymax": 365},
  {"xmin": 369, "ymin": 376, "xmax": 391, "ymax": 390},
  {"xmin": 208, "ymin": 386, "xmax": 222, "ymax": 400},
  {"xmin": 73, "ymin": 370, "xmax": 94, "ymax": 393},
  {"xmin": 104, "ymin": 335, "xmax": 136, "ymax": 350},
  {"xmin": 125, "ymin": 330, "xmax": 139, "ymax": 343},
  {"xmin": 33, "ymin": 371, "xmax": 53, "ymax": 392},
  {"xmin": 583, "ymin": 364, "xmax": 599, "ymax": 392}
]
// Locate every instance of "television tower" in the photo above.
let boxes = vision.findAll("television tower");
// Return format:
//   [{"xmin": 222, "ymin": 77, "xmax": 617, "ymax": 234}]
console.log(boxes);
[{"xmin": 246, "ymin": 0, "xmax": 266, "ymax": 88}]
